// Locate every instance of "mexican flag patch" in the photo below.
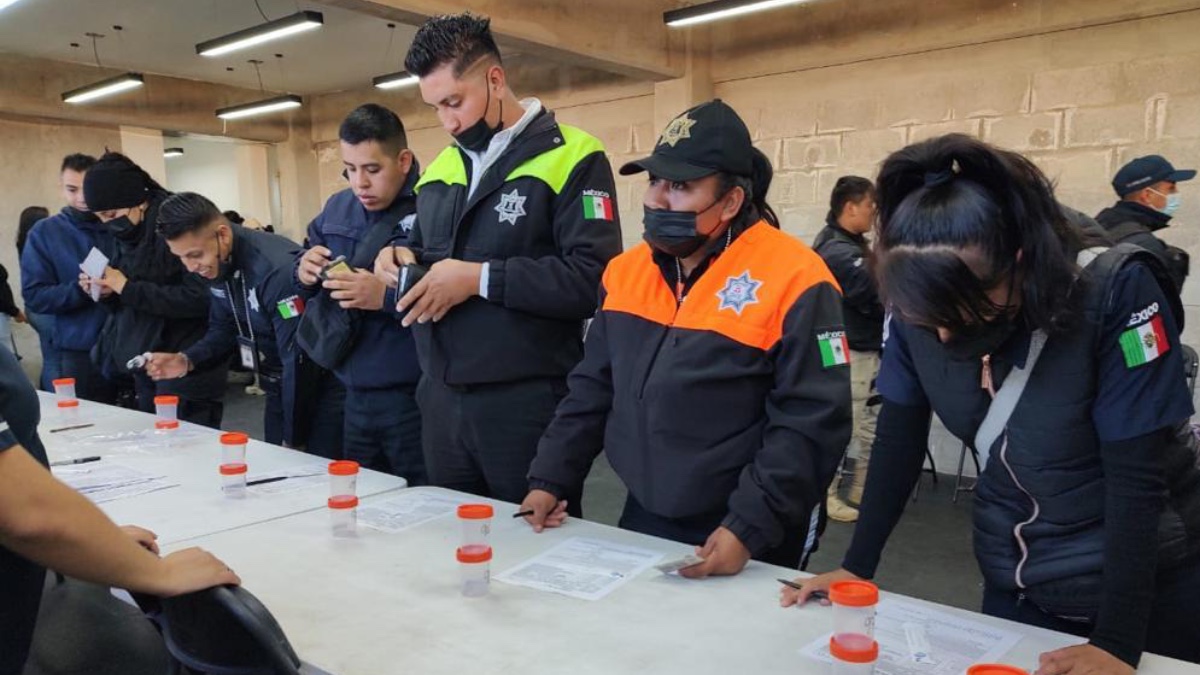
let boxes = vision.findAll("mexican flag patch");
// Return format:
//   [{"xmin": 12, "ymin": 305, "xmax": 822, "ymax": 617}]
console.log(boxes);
[
  {"xmin": 276, "ymin": 295, "xmax": 305, "ymax": 320},
  {"xmin": 582, "ymin": 191, "xmax": 613, "ymax": 221},
  {"xmin": 1119, "ymin": 314, "xmax": 1169, "ymax": 368},
  {"xmin": 817, "ymin": 330, "xmax": 850, "ymax": 368}
]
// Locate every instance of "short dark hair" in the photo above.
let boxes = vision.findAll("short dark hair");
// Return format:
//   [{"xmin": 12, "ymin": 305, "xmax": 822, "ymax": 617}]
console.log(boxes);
[
  {"xmin": 17, "ymin": 206, "xmax": 50, "ymax": 255},
  {"xmin": 339, "ymin": 104, "xmax": 408, "ymax": 155},
  {"xmin": 404, "ymin": 12, "xmax": 501, "ymax": 78},
  {"xmin": 830, "ymin": 176, "xmax": 874, "ymax": 217},
  {"xmin": 61, "ymin": 153, "xmax": 96, "ymax": 174},
  {"xmin": 157, "ymin": 192, "xmax": 224, "ymax": 240},
  {"xmin": 222, "ymin": 210, "xmax": 244, "ymax": 225}
]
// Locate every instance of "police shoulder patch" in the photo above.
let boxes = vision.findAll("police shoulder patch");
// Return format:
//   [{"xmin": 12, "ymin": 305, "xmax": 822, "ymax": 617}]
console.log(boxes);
[{"xmin": 816, "ymin": 328, "xmax": 850, "ymax": 368}]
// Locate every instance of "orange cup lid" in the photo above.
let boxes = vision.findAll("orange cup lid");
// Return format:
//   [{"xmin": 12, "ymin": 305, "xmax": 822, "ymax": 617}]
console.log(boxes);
[
  {"xmin": 220, "ymin": 432, "xmax": 249, "ymax": 445},
  {"xmin": 219, "ymin": 463, "xmax": 248, "ymax": 475},
  {"xmin": 457, "ymin": 503, "xmax": 494, "ymax": 520},
  {"xmin": 57, "ymin": 399, "xmax": 80, "ymax": 408},
  {"xmin": 328, "ymin": 495, "xmax": 359, "ymax": 509},
  {"xmin": 328, "ymin": 460, "xmax": 360, "ymax": 476},
  {"xmin": 154, "ymin": 395, "xmax": 179, "ymax": 405},
  {"xmin": 830, "ymin": 637, "xmax": 879, "ymax": 663},
  {"xmin": 456, "ymin": 545, "xmax": 493, "ymax": 563},
  {"xmin": 830, "ymin": 580, "xmax": 879, "ymax": 607},
  {"xmin": 52, "ymin": 378, "xmax": 76, "ymax": 386},
  {"xmin": 968, "ymin": 666, "xmax": 1030, "ymax": 675},
  {"xmin": 155, "ymin": 420, "xmax": 180, "ymax": 430}
]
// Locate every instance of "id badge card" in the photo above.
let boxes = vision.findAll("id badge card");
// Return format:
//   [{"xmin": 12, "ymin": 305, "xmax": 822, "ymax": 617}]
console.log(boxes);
[{"xmin": 236, "ymin": 336, "xmax": 260, "ymax": 371}]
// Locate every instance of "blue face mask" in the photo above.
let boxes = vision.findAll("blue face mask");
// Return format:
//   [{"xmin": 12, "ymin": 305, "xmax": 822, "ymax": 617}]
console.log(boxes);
[{"xmin": 1150, "ymin": 188, "xmax": 1181, "ymax": 217}]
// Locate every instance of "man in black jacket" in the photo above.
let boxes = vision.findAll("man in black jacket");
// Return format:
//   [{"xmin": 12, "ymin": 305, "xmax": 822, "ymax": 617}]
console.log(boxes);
[
  {"xmin": 376, "ymin": 13, "xmax": 623, "ymax": 507},
  {"xmin": 1096, "ymin": 155, "xmax": 1195, "ymax": 298},
  {"xmin": 146, "ymin": 193, "xmax": 323, "ymax": 450},
  {"xmin": 813, "ymin": 176, "xmax": 882, "ymax": 523},
  {"xmin": 82, "ymin": 153, "xmax": 225, "ymax": 426}
]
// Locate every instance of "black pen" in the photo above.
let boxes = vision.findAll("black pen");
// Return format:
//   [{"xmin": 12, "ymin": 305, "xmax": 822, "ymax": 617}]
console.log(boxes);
[
  {"xmin": 50, "ymin": 455, "xmax": 101, "ymax": 466},
  {"xmin": 512, "ymin": 509, "xmax": 535, "ymax": 518},
  {"xmin": 50, "ymin": 423, "xmax": 95, "ymax": 434},
  {"xmin": 777, "ymin": 578, "xmax": 829, "ymax": 600},
  {"xmin": 247, "ymin": 476, "xmax": 288, "ymax": 487}
]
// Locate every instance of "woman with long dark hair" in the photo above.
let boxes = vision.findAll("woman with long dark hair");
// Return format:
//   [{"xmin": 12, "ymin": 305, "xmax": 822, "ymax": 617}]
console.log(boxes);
[
  {"xmin": 784, "ymin": 134, "xmax": 1200, "ymax": 673},
  {"xmin": 519, "ymin": 100, "xmax": 851, "ymax": 576}
]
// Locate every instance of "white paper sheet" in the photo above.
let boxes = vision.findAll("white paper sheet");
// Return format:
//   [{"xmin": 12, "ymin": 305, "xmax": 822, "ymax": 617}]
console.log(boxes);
[
  {"xmin": 495, "ymin": 537, "xmax": 664, "ymax": 601},
  {"xmin": 357, "ymin": 492, "xmax": 461, "ymax": 533},
  {"xmin": 52, "ymin": 461, "xmax": 179, "ymax": 504},
  {"xmin": 800, "ymin": 598, "xmax": 1025, "ymax": 675},
  {"xmin": 79, "ymin": 247, "xmax": 109, "ymax": 302}
]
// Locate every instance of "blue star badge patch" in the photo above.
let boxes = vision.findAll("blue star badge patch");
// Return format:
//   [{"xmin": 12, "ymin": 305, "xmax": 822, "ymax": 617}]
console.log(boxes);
[{"xmin": 716, "ymin": 270, "xmax": 762, "ymax": 315}]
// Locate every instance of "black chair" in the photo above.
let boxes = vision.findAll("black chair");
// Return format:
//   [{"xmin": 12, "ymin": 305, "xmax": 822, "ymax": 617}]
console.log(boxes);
[{"xmin": 134, "ymin": 585, "xmax": 304, "ymax": 675}]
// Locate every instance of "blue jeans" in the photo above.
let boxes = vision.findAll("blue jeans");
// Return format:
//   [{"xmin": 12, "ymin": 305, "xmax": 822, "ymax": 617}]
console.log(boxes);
[
  {"xmin": 25, "ymin": 312, "xmax": 59, "ymax": 391},
  {"xmin": 344, "ymin": 384, "xmax": 424, "ymax": 484}
]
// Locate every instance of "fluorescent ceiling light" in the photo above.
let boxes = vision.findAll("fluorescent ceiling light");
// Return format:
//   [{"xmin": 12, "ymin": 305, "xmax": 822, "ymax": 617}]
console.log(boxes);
[
  {"xmin": 0, "ymin": 0, "xmax": 26, "ymax": 11},
  {"xmin": 62, "ymin": 72, "xmax": 145, "ymax": 104},
  {"xmin": 216, "ymin": 94, "xmax": 302, "ymax": 120},
  {"xmin": 164, "ymin": 147, "xmax": 185, "ymax": 158},
  {"xmin": 373, "ymin": 71, "xmax": 419, "ymax": 90},
  {"xmin": 664, "ymin": 0, "xmax": 811, "ymax": 27},
  {"xmin": 196, "ymin": 10, "xmax": 324, "ymax": 57}
]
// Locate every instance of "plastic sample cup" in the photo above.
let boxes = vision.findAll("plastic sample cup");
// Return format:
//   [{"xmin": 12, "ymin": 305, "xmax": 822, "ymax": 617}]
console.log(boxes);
[
  {"xmin": 830, "ymin": 580, "xmax": 879, "ymax": 650},
  {"xmin": 57, "ymin": 399, "xmax": 80, "ymax": 423},
  {"xmin": 328, "ymin": 460, "xmax": 360, "ymax": 498},
  {"xmin": 457, "ymin": 545, "xmax": 492, "ymax": 597},
  {"xmin": 457, "ymin": 504, "xmax": 494, "ymax": 550},
  {"xmin": 329, "ymin": 496, "xmax": 359, "ymax": 537},
  {"xmin": 830, "ymin": 637, "xmax": 878, "ymax": 675},
  {"xmin": 220, "ymin": 432, "xmax": 249, "ymax": 465},
  {"xmin": 155, "ymin": 419, "xmax": 179, "ymax": 447},
  {"xmin": 52, "ymin": 378, "xmax": 76, "ymax": 401},
  {"xmin": 220, "ymin": 463, "xmax": 248, "ymax": 499},
  {"xmin": 967, "ymin": 666, "xmax": 1030, "ymax": 675},
  {"xmin": 154, "ymin": 395, "xmax": 179, "ymax": 422}
]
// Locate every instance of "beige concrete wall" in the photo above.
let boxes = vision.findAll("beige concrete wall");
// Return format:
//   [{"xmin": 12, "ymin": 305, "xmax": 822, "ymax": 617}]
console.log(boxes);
[{"xmin": 709, "ymin": 8, "xmax": 1200, "ymax": 347}]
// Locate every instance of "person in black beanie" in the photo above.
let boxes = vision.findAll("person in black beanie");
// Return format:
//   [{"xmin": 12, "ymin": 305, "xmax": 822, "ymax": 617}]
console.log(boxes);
[{"xmin": 81, "ymin": 152, "xmax": 226, "ymax": 426}]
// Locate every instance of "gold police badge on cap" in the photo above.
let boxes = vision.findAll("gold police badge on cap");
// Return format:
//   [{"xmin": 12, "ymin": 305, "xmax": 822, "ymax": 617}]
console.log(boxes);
[{"xmin": 658, "ymin": 113, "xmax": 697, "ymax": 148}]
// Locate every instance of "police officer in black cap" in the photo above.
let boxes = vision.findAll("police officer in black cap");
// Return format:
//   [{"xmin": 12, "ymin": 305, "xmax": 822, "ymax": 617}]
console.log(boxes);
[
  {"xmin": 521, "ymin": 100, "xmax": 850, "ymax": 577},
  {"xmin": 1096, "ymin": 155, "xmax": 1196, "ymax": 297}
]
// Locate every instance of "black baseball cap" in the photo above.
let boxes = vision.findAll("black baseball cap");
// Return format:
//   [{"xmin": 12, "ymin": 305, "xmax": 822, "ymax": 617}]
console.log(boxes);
[
  {"xmin": 620, "ymin": 99, "xmax": 753, "ymax": 181},
  {"xmin": 1112, "ymin": 155, "xmax": 1196, "ymax": 196}
]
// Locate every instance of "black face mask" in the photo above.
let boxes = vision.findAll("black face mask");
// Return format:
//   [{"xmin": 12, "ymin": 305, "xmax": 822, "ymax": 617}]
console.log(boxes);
[
  {"xmin": 454, "ymin": 78, "xmax": 504, "ymax": 153},
  {"xmin": 642, "ymin": 198, "xmax": 724, "ymax": 259},
  {"xmin": 942, "ymin": 316, "xmax": 1018, "ymax": 361},
  {"xmin": 66, "ymin": 206, "xmax": 99, "ymax": 224},
  {"xmin": 107, "ymin": 215, "xmax": 140, "ymax": 241}
]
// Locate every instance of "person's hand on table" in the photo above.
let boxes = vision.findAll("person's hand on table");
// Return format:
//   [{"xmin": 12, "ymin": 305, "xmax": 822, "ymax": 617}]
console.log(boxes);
[
  {"xmin": 121, "ymin": 525, "xmax": 160, "ymax": 555},
  {"xmin": 520, "ymin": 489, "xmax": 568, "ymax": 533},
  {"xmin": 780, "ymin": 567, "xmax": 861, "ymax": 607},
  {"xmin": 678, "ymin": 526, "xmax": 751, "ymax": 579},
  {"xmin": 1035, "ymin": 644, "xmax": 1134, "ymax": 675}
]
